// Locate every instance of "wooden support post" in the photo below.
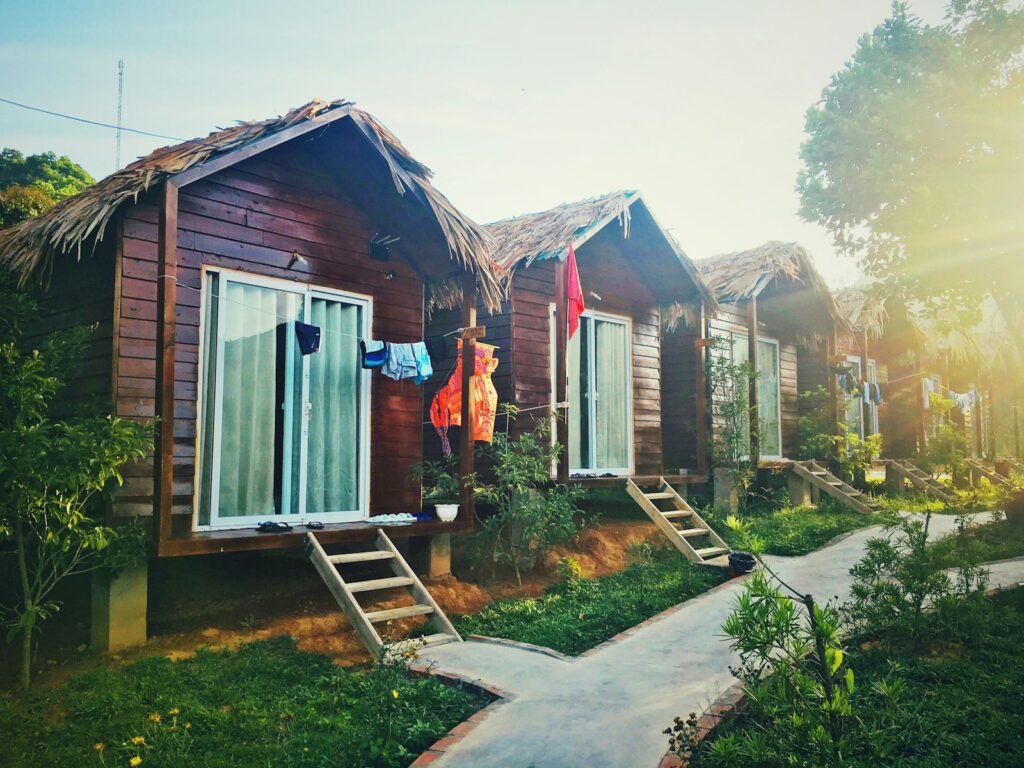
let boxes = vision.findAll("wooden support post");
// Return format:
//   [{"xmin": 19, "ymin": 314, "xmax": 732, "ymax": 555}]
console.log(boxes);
[
  {"xmin": 746, "ymin": 297, "xmax": 760, "ymax": 471},
  {"xmin": 826, "ymin": 334, "xmax": 841, "ymax": 469},
  {"xmin": 458, "ymin": 273, "xmax": 477, "ymax": 522},
  {"xmin": 154, "ymin": 182, "xmax": 178, "ymax": 553},
  {"xmin": 554, "ymin": 256, "xmax": 570, "ymax": 483},
  {"xmin": 860, "ymin": 329, "xmax": 871, "ymax": 436},
  {"xmin": 695, "ymin": 303, "xmax": 709, "ymax": 475},
  {"xmin": 1014, "ymin": 379, "xmax": 1022, "ymax": 460},
  {"xmin": 973, "ymin": 382, "xmax": 984, "ymax": 459}
]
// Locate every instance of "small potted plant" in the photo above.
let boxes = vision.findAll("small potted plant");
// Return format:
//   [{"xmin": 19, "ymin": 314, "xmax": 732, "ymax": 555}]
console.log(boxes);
[{"xmin": 410, "ymin": 458, "xmax": 461, "ymax": 522}]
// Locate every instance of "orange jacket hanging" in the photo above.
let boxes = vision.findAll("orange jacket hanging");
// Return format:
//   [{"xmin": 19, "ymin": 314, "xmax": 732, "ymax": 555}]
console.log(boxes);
[{"xmin": 430, "ymin": 341, "xmax": 499, "ymax": 455}]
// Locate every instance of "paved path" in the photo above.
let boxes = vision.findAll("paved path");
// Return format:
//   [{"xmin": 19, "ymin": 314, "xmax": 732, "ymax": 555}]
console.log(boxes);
[{"xmin": 418, "ymin": 514, "xmax": 1024, "ymax": 768}]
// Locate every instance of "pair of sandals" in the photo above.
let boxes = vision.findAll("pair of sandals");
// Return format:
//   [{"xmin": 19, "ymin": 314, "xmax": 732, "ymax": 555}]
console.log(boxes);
[{"xmin": 255, "ymin": 520, "xmax": 325, "ymax": 533}]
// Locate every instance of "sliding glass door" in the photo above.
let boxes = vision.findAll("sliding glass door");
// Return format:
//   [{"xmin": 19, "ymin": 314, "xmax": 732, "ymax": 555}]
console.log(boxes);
[
  {"xmin": 565, "ymin": 312, "xmax": 632, "ymax": 474},
  {"xmin": 720, "ymin": 333, "xmax": 782, "ymax": 458},
  {"xmin": 197, "ymin": 270, "xmax": 369, "ymax": 530}
]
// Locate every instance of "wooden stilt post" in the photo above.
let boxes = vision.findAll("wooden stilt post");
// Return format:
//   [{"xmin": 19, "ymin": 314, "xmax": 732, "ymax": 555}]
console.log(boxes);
[
  {"xmin": 154, "ymin": 181, "xmax": 178, "ymax": 554},
  {"xmin": 458, "ymin": 273, "xmax": 478, "ymax": 521},
  {"xmin": 554, "ymin": 256, "xmax": 570, "ymax": 483},
  {"xmin": 695, "ymin": 303, "xmax": 709, "ymax": 476},
  {"xmin": 746, "ymin": 297, "xmax": 760, "ymax": 471}
]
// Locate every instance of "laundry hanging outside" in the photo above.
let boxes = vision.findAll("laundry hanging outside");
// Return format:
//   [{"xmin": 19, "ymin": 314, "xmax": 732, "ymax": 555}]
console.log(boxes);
[{"xmin": 430, "ymin": 341, "xmax": 499, "ymax": 455}]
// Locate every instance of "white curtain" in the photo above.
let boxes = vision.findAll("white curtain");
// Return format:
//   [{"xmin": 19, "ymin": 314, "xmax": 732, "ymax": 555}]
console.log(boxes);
[
  {"xmin": 594, "ymin": 319, "xmax": 629, "ymax": 470},
  {"xmin": 756, "ymin": 340, "xmax": 781, "ymax": 456},
  {"xmin": 306, "ymin": 298, "xmax": 360, "ymax": 514},
  {"xmin": 217, "ymin": 281, "xmax": 282, "ymax": 518}
]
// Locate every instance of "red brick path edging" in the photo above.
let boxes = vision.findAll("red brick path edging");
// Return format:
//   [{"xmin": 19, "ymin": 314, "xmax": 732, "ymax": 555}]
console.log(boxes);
[
  {"xmin": 408, "ymin": 661, "xmax": 515, "ymax": 766},
  {"xmin": 657, "ymin": 680, "xmax": 746, "ymax": 768}
]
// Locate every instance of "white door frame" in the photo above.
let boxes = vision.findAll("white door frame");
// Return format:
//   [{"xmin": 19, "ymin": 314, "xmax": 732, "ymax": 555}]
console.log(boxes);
[
  {"xmin": 550, "ymin": 305, "xmax": 635, "ymax": 476},
  {"xmin": 193, "ymin": 267, "xmax": 372, "ymax": 531}
]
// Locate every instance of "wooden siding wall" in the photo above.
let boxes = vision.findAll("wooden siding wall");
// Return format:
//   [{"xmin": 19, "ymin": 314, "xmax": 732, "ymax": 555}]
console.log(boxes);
[
  {"xmin": 30, "ymin": 242, "xmax": 116, "ymax": 409},
  {"xmin": 661, "ymin": 321, "xmax": 703, "ymax": 471},
  {"xmin": 708, "ymin": 303, "xmax": 800, "ymax": 459},
  {"xmin": 112, "ymin": 145, "xmax": 427, "ymax": 526}
]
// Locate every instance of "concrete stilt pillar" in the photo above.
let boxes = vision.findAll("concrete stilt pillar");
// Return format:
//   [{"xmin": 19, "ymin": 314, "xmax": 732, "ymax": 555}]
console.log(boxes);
[
  {"xmin": 713, "ymin": 468, "xmax": 740, "ymax": 515},
  {"xmin": 884, "ymin": 463, "xmax": 904, "ymax": 496},
  {"xmin": 91, "ymin": 561, "xmax": 148, "ymax": 652},
  {"xmin": 787, "ymin": 472, "xmax": 813, "ymax": 507},
  {"xmin": 427, "ymin": 533, "xmax": 452, "ymax": 578}
]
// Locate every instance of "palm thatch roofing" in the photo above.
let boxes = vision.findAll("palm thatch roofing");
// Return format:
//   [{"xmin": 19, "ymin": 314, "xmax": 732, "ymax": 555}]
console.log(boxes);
[
  {"xmin": 483, "ymin": 190, "xmax": 715, "ymax": 313},
  {"xmin": 915, "ymin": 295, "xmax": 1023, "ymax": 373},
  {"xmin": 0, "ymin": 98, "xmax": 502, "ymax": 310},
  {"xmin": 696, "ymin": 241, "xmax": 846, "ymax": 341}
]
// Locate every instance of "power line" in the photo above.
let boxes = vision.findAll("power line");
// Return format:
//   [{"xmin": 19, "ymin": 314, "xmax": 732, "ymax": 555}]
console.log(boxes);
[{"xmin": 0, "ymin": 95, "xmax": 185, "ymax": 142}]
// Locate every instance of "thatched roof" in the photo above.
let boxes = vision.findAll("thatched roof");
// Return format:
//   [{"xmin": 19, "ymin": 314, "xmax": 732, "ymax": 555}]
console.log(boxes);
[
  {"xmin": 483, "ymin": 190, "xmax": 714, "ymax": 310},
  {"xmin": 697, "ymin": 241, "xmax": 845, "ymax": 340},
  {"xmin": 915, "ymin": 295, "xmax": 1023, "ymax": 374},
  {"xmin": 0, "ymin": 98, "xmax": 502, "ymax": 309}
]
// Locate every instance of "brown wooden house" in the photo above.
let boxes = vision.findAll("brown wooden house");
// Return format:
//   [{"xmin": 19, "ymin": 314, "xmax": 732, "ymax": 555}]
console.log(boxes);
[
  {"xmin": 0, "ymin": 100, "xmax": 504, "ymax": 644},
  {"xmin": 695, "ymin": 242, "xmax": 846, "ymax": 466},
  {"xmin": 426, "ymin": 191, "xmax": 716, "ymax": 482},
  {"xmin": 830, "ymin": 286, "xmax": 925, "ymax": 457}
]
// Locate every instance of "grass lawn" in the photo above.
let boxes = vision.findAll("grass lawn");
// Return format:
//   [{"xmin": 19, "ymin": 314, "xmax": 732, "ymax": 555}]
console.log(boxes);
[
  {"xmin": 930, "ymin": 514, "xmax": 1024, "ymax": 567},
  {"xmin": 706, "ymin": 501, "xmax": 896, "ymax": 557},
  {"xmin": 691, "ymin": 589, "xmax": 1024, "ymax": 767},
  {"xmin": 451, "ymin": 548, "xmax": 728, "ymax": 655},
  {"xmin": 0, "ymin": 637, "xmax": 487, "ymax": 768}
]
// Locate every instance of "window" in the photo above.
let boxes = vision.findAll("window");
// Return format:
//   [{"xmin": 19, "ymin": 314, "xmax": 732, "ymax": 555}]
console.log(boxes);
[
  {"xmin": 844, "ymin": 356, "xmax": 864, "ymax": 438},
  {"xmin": 560, "ymin": 311, "xmax": 633, "ymax": 474},
  {"xmin": 196, "ymin": 270, "xmax": 370, "ymax": 530}
]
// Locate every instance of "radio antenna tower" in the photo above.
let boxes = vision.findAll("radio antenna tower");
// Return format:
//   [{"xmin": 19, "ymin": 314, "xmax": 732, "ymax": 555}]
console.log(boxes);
[{"xmin": 115, "ymin": 59, "xmax": 124, "ymax": 168}]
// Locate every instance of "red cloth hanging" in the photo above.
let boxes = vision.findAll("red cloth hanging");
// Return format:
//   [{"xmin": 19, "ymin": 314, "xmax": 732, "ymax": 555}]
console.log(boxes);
[
  {"xmin": 430, "ymin": 341, "xmax": 499, "ymax": 456},
  {"xmin": 567, "ymin": 242, "xmax": 585, "ymax": 339}
]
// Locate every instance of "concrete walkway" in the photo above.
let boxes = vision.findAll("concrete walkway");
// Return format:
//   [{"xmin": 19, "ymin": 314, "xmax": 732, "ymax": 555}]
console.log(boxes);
[{"xmin": 418, "ymin": 514, "xmax": 1024, "ymax": 768}]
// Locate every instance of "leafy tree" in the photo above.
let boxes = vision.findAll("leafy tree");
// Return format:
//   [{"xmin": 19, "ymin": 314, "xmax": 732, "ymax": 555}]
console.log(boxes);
[
  {"xmin": 798, "ymin": 1, "xmax": 1024, "ymax": 316},
  {"xmin": 0, "ymin": 281, "xmax": 150, "ymax": 689},
  {"xmin": 0, "ymin": 149, "xmax": 94, "ymax": 228}
]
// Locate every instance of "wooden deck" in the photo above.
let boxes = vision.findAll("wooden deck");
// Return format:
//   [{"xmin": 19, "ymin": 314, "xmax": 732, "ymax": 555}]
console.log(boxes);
[
  {"xmin": 569, "ymin": 473, "xmax": 709, "ymax": 488},
  {"xmin": 160, "ymin": 515, "xmax": 466, "ymax": 557}
]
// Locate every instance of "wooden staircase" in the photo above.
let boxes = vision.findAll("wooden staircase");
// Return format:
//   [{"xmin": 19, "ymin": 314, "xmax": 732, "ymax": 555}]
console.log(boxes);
[
  {"xmin": 790, "ymin": 460, "xmax": 885, "ymax": 514},
  {"xmin": 306, "ymin": 530, "xmax": 461, "ymax": 658},
  {"xmin": 626, "ymin": 478, "xmax": 730, "ymax": 566},
  {"xmin": 883, "ymin": 459, "xmax": 956, "ymax": 501},
  {"xmin": 966, "ymin": 458, "xmax": 1018, "ymax": 489}
]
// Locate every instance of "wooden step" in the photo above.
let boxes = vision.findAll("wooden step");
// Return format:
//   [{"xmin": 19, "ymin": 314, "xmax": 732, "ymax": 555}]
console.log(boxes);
[
  {"xmin": 625, "ymin": 477, "xmax": 730, "ymax": 567},
  {"xmin": 694, "ymin": 547, "xmax": 730, "ymax": 558},
  {"xmin": 348, "ymin": 576, "xmax": 415, "ymax": 593},
  {"xmin": 306, "ymin": 531, "xmax": 462, "ymax": 658},
  {"xmin": 329, "ymin": 550, "xmax": 394, "ymax": 564},
  {"xmin": 365, "ymin": 604, "xmax": 434, "ymax": 623},
  {"xmin": 678, "ymin": 528, "xmax": 710, "ymax": 538}
]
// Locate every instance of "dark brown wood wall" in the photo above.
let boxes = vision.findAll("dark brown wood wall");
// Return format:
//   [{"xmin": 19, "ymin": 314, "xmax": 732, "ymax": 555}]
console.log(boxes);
[
  {"xmin": 29, "ymin": 242, "xmax": 116, "ymax": 411},
  {"xmin": 661, "ymin": 321, "xmax": 703, "ymax": 471},
  {"xmin": 708, "ymin": 303, "xmax": 800, "ymax": 459},
  {"xmin": 112, "ymin": 145, "xmax": 427, "ymax": 526}
]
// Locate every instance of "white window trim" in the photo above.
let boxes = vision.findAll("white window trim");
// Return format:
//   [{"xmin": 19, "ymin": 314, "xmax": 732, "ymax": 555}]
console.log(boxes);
[
  {"xmin": 549, "ymin": 305, "xmax": 635, "ymax": 477},
  {"xmin": 755, "ymin": 336, "xmax": 784, "ymax": 460},
  {"xmin": 193, "ymin": 266, "xmax": 373, "ymax": 532},
  {"xmin": 844, "ymin": 354, "xmax": 878, "ymax": 440}
]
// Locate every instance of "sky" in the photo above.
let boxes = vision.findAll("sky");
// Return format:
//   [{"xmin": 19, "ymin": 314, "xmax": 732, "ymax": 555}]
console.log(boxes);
[{"xmin": 0, "ymin": 0, "xmax": 950, "ymax": 287}]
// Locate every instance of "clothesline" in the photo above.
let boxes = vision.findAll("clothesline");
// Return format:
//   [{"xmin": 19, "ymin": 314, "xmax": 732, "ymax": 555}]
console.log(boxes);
[
  {"xmin": 420, "ymin": 401, "xmax": 566, "ymax": 426},
  {"xmin": 159, "ymin": 274, "xmax": 366, "ymax": 342}
]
